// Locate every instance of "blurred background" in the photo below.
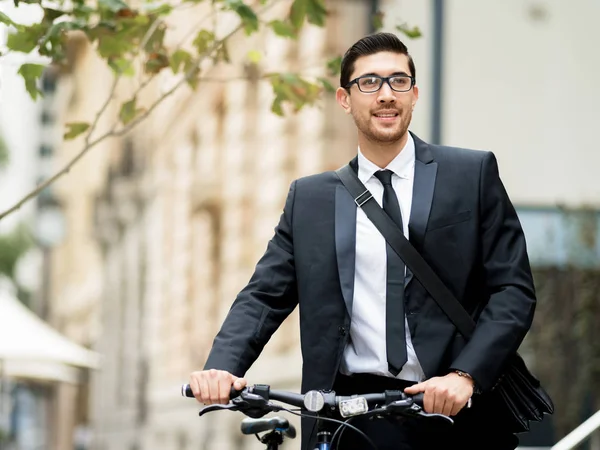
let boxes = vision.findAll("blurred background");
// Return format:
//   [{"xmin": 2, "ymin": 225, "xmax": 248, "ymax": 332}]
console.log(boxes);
[{"xmin": 0, "ymin": 0, "xmax": 599, "ymax": 449}]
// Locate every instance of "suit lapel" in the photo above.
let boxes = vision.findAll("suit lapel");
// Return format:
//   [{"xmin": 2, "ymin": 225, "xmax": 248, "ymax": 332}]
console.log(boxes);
[
  {"xmin": 335, "ymin": 138, "xmax": 437, "ymax": 316},
  {"xmin": 335, "ymin": 157, "xmax": 358, "ymax": 316},
  {"xmin": 408, "ymin": 133, "xmax": 437, "ymax": 252}
]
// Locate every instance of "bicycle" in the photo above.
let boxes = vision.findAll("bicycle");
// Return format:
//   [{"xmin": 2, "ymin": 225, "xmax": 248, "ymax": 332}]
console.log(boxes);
[{"xmin": 182, "ymin": 383, "xmax": 453, "ymax": 450}]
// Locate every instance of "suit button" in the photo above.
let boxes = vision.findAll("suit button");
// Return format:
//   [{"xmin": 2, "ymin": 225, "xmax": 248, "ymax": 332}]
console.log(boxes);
[{"xmin": 338, "ymin": 326, "xmax": 347, "ymax": 336}]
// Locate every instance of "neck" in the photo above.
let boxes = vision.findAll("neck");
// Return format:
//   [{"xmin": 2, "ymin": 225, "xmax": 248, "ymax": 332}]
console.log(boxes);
[{"xmin": 358, "ymin": 132, "xmax": 409, "ymax": 169}]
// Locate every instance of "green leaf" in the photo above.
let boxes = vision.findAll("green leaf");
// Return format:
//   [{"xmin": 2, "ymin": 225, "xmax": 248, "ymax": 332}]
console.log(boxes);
[
  {"xmin": 183, "ymin": 63, "xmax": 200, "ymax": 89},
  {"xmin": 270, "ymin": 73, "xmax": 321, "ymax": 114},
  {"xmin": 73, "ymin": 3, "xmax": 95, "ymax": 19},
  {"xmin": 271, "ymin": 94, "xmax": 285, "ymax": 116},
  {"xmin": 192, "ymin": 29, "xmax": 215, "ymax": 54},
  {"xmin": 0, "ymin": 224, "xmax": 33, "ymax": 280},
  {"xmin": 226, "ymin": 0, "xmax": 259, "ymax": 35},
  {"xmin": 268, "ymin": 20, "xmax": 297, "ymax": 38},
  {"xmin": 17, "ymin": 63, "xmax": 45, "ymax": 100},
  {"xmin": 143, "ymin": 23, "xmax": 166, "ymax": 53},
  {"xmin": 39, "ymin": 21, "xmax": 85, "ymax": 48},
  {"xmin": 0, "ymin": 135, "xmax": 9, "ymax": 169},
  {"xmin": 305, "ymin": 0, "xmax": 326, "ymax": 26},
  {"xmin": 318, "ymin": 77, "xmax": 336, "ymax": 93},
  {"xmin": 396, "ymin": 24, "xmax": 422, "ymax": 39},
  {"xmin": 214, "ymin": 42, "xmax": 230, "ymax": 63},
  {"xmin": 145, "ymin": 3, "xmax": 173, "ymax": 16},
  {"xmin": 372, "ymin": 11, "xmax": 384, "ymax": 31},
  {"xmin": 97, "ymin": 32, "xmax": 135, "ymax": 58},
  {"xmin": 63, "ymin": 122, "xmax": 90, "ymax": 140},
  {"xmin": 247, "ymin": 49, "xmax": 261, "ymax": 64},
  {"xmin": 7, "ymin": 24, "xmax": 46, "ymax": 54},
  {"xmin": 108, "ymin": 57, "xmax": 135, "ymax": 76},
  {"xmin": 0, "ymin": 11, "xmax": 19, "ymax": 28},
  {"xmin": 326, "ymin": 56, "xmax": 342, "ymax": 76},
  {"xmin": 170, "ymin": 49, "xmax": 192, "ymax": 73},
  {"xmin": 119, "ymin": 98, "xmax": 138, "ymax": 125},
  {"xmin": 42, "ymin": 8, "xmax": 66, "ymax": 23},
  {"xmin": 99, "ymin": 0, "xmax": 130, "ymax": 13},
  {"xmin": 144, "ymin": 52, "xmax": 169, "ymax": 74},
  {"xmin": 290, "ymin": 0, "xmax": 307, "ymax": 30}
]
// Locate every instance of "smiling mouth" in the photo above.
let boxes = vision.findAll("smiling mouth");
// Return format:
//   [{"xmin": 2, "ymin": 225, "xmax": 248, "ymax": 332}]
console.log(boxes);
[{"xmin": 373, "ymin": 112, "xmax": 399, "ymax": 122}]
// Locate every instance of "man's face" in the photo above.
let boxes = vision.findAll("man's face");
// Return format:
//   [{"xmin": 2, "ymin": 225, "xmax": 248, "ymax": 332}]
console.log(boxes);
[{"xmin": 336, "ymin": 52, "xmax": 419, "ymax": 145}]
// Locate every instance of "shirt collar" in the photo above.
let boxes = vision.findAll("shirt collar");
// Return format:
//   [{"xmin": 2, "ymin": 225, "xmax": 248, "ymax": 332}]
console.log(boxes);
[{"xmin": 357, "ymin": 132, "xmax": 416, "ymax": 184}]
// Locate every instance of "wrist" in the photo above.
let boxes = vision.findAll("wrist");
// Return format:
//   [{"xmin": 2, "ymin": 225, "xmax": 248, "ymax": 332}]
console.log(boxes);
[{"xmin": 452, "ymin": 370, "xmax": 481, "ymax": 394}]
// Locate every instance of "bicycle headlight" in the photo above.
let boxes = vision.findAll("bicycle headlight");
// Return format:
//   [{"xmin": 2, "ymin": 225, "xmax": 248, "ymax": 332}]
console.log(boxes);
[{"xmin": 339, "ymin": 397, "xmax": 368, "ymax": 418}]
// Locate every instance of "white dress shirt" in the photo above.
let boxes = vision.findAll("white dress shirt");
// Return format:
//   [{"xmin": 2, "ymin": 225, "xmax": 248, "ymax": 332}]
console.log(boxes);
[{"xmin": 341, "ymin": 133, "xmax": 426, "ymax": 382}]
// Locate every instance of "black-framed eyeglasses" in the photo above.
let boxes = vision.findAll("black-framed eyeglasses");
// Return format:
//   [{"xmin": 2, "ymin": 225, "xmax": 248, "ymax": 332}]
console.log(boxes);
[{"xmin": 345, "ymin": 75, "xmax": 415, "ymax": 93}]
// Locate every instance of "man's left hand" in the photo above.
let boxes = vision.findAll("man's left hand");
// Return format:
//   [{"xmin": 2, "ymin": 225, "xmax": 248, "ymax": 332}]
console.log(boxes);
[{"xmin": 403, "ymin": 372, "xmax": 473, "ymax": 416}]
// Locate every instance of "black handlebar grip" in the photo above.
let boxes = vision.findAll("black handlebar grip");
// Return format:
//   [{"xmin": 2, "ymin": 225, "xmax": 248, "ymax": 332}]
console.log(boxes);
[
  {"xmin": 229, "ymin": 385, "xmax": 243, "ymax": 400},
  {"xmin": 181, "ymin": 384, "xmax": 244, "ymax": 400},
  {"xmin": 411, "ymin": 392, "xmax": 424, "ymax": 406},
  {"xmin": 240, "ymin": 417, "xmax": 296, "ymax": 438},
  {"xmin": 182, "ymin": 384, "xmax": 194, "ymax": 398}
]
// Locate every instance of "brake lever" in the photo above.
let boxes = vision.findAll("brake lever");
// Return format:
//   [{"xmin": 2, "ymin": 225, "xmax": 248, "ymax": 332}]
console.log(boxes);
[
  {"xmin": 381, "ymin": 399, "xmax": 453, "ymax": 422},
  {"xmin": 199, "ymin": 403, "xmax": 239, "ymax": 416},
  {"xmin": 198, "ymin": 391, "xmax": 276, "ymax": 419},
  {"xmin": 385, "ymin": 399, "xmax": 421, "ymax": 415},
  {"xmin": 415, "ymin": 411, "xmax": 454, "ymax": 425}
]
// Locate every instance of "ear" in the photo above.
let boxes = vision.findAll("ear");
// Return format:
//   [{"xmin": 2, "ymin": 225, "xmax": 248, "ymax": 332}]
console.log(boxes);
[
  {"xmin": 411, "ymin": 85, "xmax": 419, "ymax": 110},
  {"xmin": 336, "ymin": 87, "xmax": 352, "ymax": 114}
]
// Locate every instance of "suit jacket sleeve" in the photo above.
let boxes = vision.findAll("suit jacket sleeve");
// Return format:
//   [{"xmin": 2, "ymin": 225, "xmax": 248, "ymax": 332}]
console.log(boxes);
[
  {"xmin": 203, "ymin": 181, "xmax": 299, "ymax": 376},
  {"xmin": 450, "ymin": 152, "xmax": 536, "ymax": 391}
]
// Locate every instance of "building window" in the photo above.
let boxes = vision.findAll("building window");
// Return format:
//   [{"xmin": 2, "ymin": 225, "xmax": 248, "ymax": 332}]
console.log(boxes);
[
  {"xmin": 516, "ymin": 207, "xmax": 600, "ymax": 268},
  {"xmin": 39, "ymin": 144, "xmax": 52, "ymax": 157}
]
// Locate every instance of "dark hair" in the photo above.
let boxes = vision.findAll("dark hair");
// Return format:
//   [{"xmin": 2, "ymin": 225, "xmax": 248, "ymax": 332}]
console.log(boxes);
[{"xmin": 340, "ymin": 32, "xmax": 416, "ymax": 89}]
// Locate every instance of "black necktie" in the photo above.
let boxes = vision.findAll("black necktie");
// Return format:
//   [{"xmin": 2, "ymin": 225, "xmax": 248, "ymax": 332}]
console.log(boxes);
[{"xmin": 374, "ymin": 170, "xmax": 408, "ymax": 376}]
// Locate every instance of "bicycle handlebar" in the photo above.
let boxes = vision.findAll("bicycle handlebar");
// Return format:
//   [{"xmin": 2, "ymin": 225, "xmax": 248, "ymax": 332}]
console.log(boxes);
[
  {"xmin": 181, "ymin": 383, "xmax": 446, "ymax": 423},
  {"xmin": 182, "ymin": 384, "xmax": 424, "ymax": 407}
]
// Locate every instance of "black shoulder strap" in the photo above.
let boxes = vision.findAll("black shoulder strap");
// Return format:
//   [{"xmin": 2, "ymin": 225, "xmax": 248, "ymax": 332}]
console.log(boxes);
[{"xmin": 335, "ymin": 164, "xmax": 477, "ymax": 339}]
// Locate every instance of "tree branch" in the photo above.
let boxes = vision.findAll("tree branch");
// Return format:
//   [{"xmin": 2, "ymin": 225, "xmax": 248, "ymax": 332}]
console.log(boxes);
[
  {"xmin": 85, "ymin": 74, "xmax": 120, "ymax": 146},
  {"xmin": 0, "ymin": 136, "xmax": 106, "ymax": 221},
  {"xmin": 0, "ymin": 0, "xmax": 282, "ymax": 221}
]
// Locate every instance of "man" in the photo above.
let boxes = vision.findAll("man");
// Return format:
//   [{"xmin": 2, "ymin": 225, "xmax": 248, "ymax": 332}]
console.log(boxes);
[{"xmin": 189, "ymin": 33, "xmax": 536, "ymax": 450}]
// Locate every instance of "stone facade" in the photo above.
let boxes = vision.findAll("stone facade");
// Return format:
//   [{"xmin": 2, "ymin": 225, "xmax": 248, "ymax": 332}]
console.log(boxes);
[{"xmin": 46, "ymin": 2, "xmax": 371, "ymax": 449}]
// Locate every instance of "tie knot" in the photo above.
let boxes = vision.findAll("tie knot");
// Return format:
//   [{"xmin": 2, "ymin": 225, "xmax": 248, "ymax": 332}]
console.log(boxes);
[{"xmin": 374, "ymin": 169, "xmax": 394, "ymax": 186}]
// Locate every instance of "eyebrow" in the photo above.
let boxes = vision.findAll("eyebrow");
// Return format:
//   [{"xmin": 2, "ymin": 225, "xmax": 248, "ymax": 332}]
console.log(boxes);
[{"xmin": 357, "ymin": 71, "xmax": 411, "ymax": 78}]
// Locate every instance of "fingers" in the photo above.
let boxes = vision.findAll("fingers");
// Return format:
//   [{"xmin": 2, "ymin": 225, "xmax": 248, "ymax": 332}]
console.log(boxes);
[
  {"xmin": 403, "ymin": 382, "xmax": 425, "ymax": 395},
  {"xmin": 199, "ymin": 374, "xmax": 211, "ymax": 404},
  {"xmin": 233, "ymin": 377, "xmax": 247, "ymax": 391},
  {"xmin": 423, "ymin": 388, "xmax": 434, "ymax": 414},
  {"xmin": 410, "ymin": 377, "xmax": 468, "ymax": 415},
  {"xmin": 217, "ymin": 375, "xmax": 230, "ymax": 405},
  {"xmin": 440, "ymin": 393, "xmax": 454, "ymax": 417},
  {"xmin": 189, "ymin": 369, "xmax": 239, "ymax": 405},
  {"xmin": 189, "ymin": 372, "xmax": 202, "ymax": 402},
  {"xmin": 431, "ymin": 388, "xmax": 446, "ymax": 415},
  {"xmin": 449, "ymin": 399, "xmax": 465, "ymax": 417}
]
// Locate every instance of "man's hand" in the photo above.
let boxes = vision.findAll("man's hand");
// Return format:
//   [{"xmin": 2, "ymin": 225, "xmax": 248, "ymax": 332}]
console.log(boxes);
[
  {"xmin": 189, "ymin": 369, "xmax": 247, "ymax": 405},
  {"xmin": 403, "ymin": 372, "xmax": 473, "ymax": 416}
]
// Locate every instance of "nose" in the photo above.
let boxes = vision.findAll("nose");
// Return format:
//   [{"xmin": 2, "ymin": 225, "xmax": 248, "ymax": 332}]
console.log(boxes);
[{"xmin": 377, "ymin": 81, "xmax": 396, "ymax": 104}]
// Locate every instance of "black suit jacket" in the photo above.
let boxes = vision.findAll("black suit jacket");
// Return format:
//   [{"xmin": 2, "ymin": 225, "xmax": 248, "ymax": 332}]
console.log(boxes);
[{"xmin": 204, "ymin": 133, "xmax": 536, "ymax": 446}]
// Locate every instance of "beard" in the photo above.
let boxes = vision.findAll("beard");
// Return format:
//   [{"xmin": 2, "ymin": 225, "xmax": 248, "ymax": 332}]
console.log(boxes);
[{"xmin": 351, "ymin": 108, "xmax": 412, "ymax": 144}]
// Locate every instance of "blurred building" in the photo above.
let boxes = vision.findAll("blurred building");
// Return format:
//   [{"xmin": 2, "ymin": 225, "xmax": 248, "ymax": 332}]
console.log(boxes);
[
  {"xmin": 37, "ymin": 0, "xmax": 600, "ymax": 449},
  {"xmin": 0, "ymin": 2, "xmax": 42, "ymax": 233},
  {"xmin": 43, "ymin": 1, "xmax": 362, "ymax": 449}
]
